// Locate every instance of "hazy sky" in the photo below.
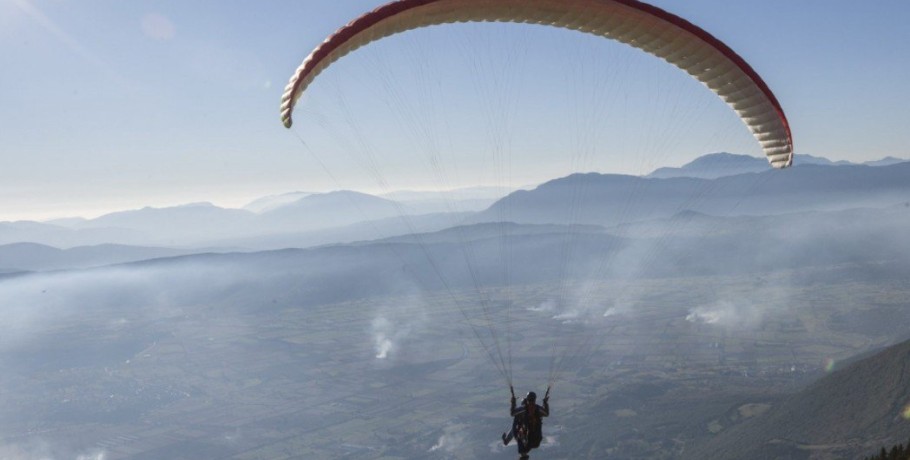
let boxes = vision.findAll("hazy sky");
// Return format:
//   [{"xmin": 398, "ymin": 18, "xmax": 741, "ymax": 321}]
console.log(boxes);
[{"xmin": 2, "ymin": 0, "xmax": 909, "ymax": 221}]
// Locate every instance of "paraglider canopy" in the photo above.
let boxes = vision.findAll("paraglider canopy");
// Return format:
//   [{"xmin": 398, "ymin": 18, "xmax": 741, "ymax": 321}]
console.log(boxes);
[{"xmin": 280, "ymin": 0, "xmax": 793, "ymax": 168}]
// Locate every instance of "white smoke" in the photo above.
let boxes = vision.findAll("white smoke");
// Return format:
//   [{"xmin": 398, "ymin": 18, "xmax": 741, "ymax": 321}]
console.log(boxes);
[
  {"xmin": 685, "ymin": 299, "xmax": 765, "ymax": 330},
  {"xmin": 528, "ymin": 298, "xmax": 590, "ymax": 323},
  {"xmin": 0, "ymin": 263, "xmax": 252, "ymax": 354},
  {"xmin": 0, "ymin": 440, "xmax": 51, "ymax": 460},
  {"xmin": 685, "ymin": 308, "xmax": 723, "ymax": 324},
  {"xmin": 527, "ymin": 299, "xmax": 556, "ymax": 312},
  {"xmin": 428, "ymin": 424, "xmax": 466, "ymax": 453},
  {"xmin": 552, "ymin": 299, "xmax": 612, "ymax": 324},
  {"xmin": 552, "ymin": 309, "xmax": 581, "ymax": 322},
  {"xmin": 76, "ymin": 450, "xmax": 106, "ymax": 460},
  {"xmin": 601, "ymin": 289, "xmax": 640, "ymax": 318},
  {"xmin": 0, "ymin": 439, "xmax": 105, "ymax": 460},
  {"xmin": 541, "ymin": 281, "xmax": 634, "ymax": 323},
  {"xmin": 372, "ymin": 316, "xmax": 396, "ymax": 359},
  {"xmin": 370, "ymin": 295, "xmax": 427, "ymax": 360}
]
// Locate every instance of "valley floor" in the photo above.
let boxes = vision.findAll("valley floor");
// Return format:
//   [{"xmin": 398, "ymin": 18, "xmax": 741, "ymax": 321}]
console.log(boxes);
[{"xmin": 1, "ymin": 261, "xmax": 908, "ymax": 459}]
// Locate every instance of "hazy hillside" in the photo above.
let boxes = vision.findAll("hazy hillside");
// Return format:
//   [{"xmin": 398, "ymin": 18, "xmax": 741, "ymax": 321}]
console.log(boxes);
[
  {"xmin": 212, "ymin": 211, "xmax": 474, "ymax": 251},
  {"xmin": 684, "ymin": 338, "xmax": 910, "ymax": 460},
  {"xmin": 0, "ymin": 243, "xmax": 199, "ymax": 272},
  {"xmin": 100, "ymin": 204, "xmax": 910, "ymax": 307},
  {"xmin": 5, "ymin": 203, "xmax": 907, "ymax": 280},
  {"xmin": 0, "ymin": 221, "xmax": 146, "ymax": 248},
  {"xmin": 376, "ymin": 221, "xmax": 606, "ymax": 245}
]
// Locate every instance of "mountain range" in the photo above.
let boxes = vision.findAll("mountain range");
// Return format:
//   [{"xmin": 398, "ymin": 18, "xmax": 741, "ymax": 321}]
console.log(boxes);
[
  {"xmin": 1, "ymin": 153, "xmax": 906, "ymax": 252},
  {"xmin": 648, "ymin": 152, "xmax": 906, "ymax": 179},
  {"xmin": 477, "ymin": 160, "xmax": 910, "ymax": 226}
]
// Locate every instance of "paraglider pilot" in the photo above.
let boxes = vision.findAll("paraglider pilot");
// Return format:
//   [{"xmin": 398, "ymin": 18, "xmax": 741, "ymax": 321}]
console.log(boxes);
[{"xmin": 502, "ymin": 386, "xmax": 549, "ymax": 459}]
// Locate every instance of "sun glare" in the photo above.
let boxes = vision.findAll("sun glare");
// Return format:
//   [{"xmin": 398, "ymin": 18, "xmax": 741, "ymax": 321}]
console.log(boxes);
[{"xmin": 10, "ymin": 0, "xmax": 114, "ymax": 75}]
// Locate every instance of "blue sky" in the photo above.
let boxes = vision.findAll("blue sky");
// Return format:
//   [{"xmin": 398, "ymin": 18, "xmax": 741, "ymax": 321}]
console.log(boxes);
[{"xmin": 2, "ymin": 0, "xmax": 909, "ymax": 221}]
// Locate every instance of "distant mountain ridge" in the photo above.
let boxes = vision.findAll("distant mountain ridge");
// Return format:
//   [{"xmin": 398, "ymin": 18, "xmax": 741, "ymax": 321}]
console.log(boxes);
[
  {"xmin": 82, "ymin": 202, "xmax": 258, "ymax": 243},
  {"xmin": 477, "ymin": 162, "xmax": 910, "ymax": 226},
  {"xmin": 260, "ymin": 190, "xmax": 402, "ymax": 230},
  {"xmin": 24, "ymin": 190, "xmax": 496, "ymax": 249},
  {"xmin": 648, "ymin": 152, "xmax": 906, "ymax": 179},
  {"xmin": 243, "ymin": 191, "xmax": 313, "ymax": 213},
  {"xmin": 865, "ymin": 156, "xmax": 907, "ymax": 167},
  {"xmin": 648, "ymin": 152, "xmax": 768, "ymax": 179}
]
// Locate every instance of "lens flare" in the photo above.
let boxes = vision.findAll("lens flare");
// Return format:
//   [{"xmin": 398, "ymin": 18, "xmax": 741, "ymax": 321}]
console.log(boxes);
[
  {"xmin": 823, "ymin": 357, "xmax": 836, "ymax": 373},
  {"xmin": 902, "ymin": 403, "xmax": 910, "ymax": 420}
]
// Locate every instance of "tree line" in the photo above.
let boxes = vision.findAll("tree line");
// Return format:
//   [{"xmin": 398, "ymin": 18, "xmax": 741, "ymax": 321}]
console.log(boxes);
[{"xmin": 865, "ymin": 438, "xmax": 910, "ymax": 460}]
